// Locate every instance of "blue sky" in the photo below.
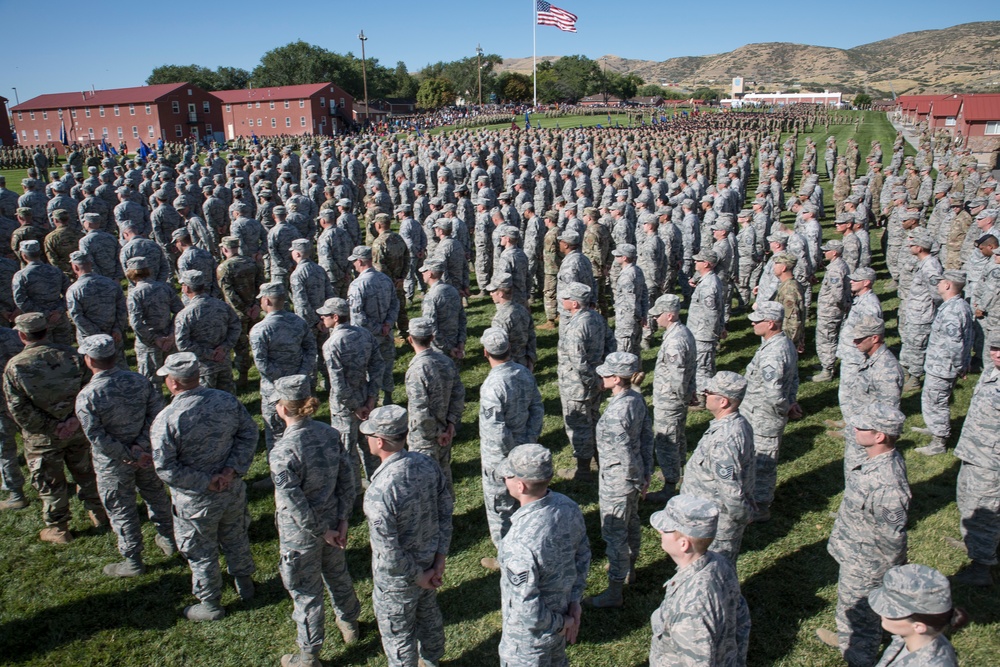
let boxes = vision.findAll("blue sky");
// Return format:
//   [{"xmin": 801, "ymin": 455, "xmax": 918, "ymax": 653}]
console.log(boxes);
[{"xmin": 5, "ymin": 0, "xmax": 988, "ymax": 104}]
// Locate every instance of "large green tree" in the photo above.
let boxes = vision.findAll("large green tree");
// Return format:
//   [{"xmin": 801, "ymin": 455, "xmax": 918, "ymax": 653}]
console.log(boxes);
[
  {"xmin": 534, "ymin": 55, "xmax": 601, "ymax": 103},
  {"xmin": 495, "ymin": 72, "xmax": 533, "ymax": 103},
  {"xmin": 248, "ymin": 41, "xmax": 395, "ymax": 100},
  {"xmin": 390, "ymin": 61, "xmax": 418, "ymax": 99},
  {"xmin": 146, "ymin": 64, "xmax": 250, "ymax": 91},
  {"xmin": 417, "ymin": 53, "xmax": 503, "ymax": 103},
  {"xmin": 416, "ymin": 77, "xmax": 456, "ymax": 109}
]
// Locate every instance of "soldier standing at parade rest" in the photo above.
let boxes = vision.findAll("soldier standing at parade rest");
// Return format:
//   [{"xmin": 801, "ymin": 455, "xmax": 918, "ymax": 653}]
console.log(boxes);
[
  {"xmin": 497, "ymin": 443, "xmax": 590, "ymax": 667},
  {"xmin": 361, "ymin": 405, "xmax": 453, "ymax": 667}
]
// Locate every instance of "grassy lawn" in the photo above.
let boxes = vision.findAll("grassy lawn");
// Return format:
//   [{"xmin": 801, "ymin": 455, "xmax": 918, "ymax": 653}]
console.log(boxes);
[{"xmin": 1, "ymin": 111, "xmax": 998, "ymax": 666}]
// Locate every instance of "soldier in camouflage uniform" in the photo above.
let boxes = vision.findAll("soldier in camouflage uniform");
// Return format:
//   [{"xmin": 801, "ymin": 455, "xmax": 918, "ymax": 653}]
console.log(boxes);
[
  {"xmin": 79, "ymin": 213, "xmax": 124, "ymax": 281},
  {"xmin": 498, "ymin": 444, "xmax": 590, "ymax": 667},
  {"xmin": 361, "ymin": 406, "xmax": 453, "ymax": 667},
  {"xmin": 125, "ymin": 256, "xmax": 182, "ymax": 382},
  {"xmin": 317, "ymin": 210, "xmax": 352, "ymax": 297},
  {"xmin": 899, "ymin": 231, "xmax": 944, "ymax": 392},
  {"xmin": 0, "ymin": 326, "xmax": 26, "ymax": 511},
  {"xmin": 813, "ymin": 240, "xmax": 852, "ymax": 382},
  {"xmin": 119, "ymin": 221, "xmax": 171, "ymax": 285},
  {"xmin": 487, "ymin": 273, "xmax": 536, "ymax": 370},
  {"xmin": 11, "ymin": 208, "xmax": 47, "ymax": 268},
  {"xmin": 479, "ymin": 327, "xmax": 544, "ymax": 569},
  {"xmin": 951, "ymin": 333, "xmax": 1000, "ymax": 587},
  {"xmin": 686, "ymin": 250, "xmax": 725, "ymax": 406},
  {"xmin": 649, "ymin": 494, "xmax": 750, "ymax": 667},
  {"xmin": 318, "ymin": 297, "xmax": 385, "ymax": 486},
  {"xmin": 13, "ymin": 240, "xmax": 74, "ymax": 346},
  {"xmin": 151, "ymin": 352, "xmax": 258, "ymax": 622},
  {"xmin": 3, "ymin": 313, "xmax": 107, "ymax": 543},
  {"xmin": 403, "ymin": 318, "xmax": 465, "ymax": 492},
  {"xmin": 582, "ymin": 207, "xmax": 612, "ymax": 315},
  {"xmin": 217, "ymin": 237, "xmax": 265, "ymax": 387},
  {"xmin": 174, "ymin": 270, "xmax": 241, "ymax": 394},
  {"xmin": 271, "ymin": 375, "xmax": 361, "ymax": 667},
  {"xmin": 250, "ymin": 283, "xmax": 317, "ymax": 465},
  {"xmin": 289, "ymin": 239, "xmax": 333, "ymax": 374},
  {"xmin": 75, "ymin": 335, "xmax": 174, "ymax": 576},
  {"xmin": 586, "ymin": 352, "xmax": 653, "ymax": 609},
  {"xmin": 817, "ymin": 403, "xmax": 910, "ymax": 667},
  {"xmin": 44, "ymin": 209, "xmax": 85, "ymax": 279},
  {"xmin": 772, "ymin": 252, "xmax": 805, "ymax": 353},
  {"xmin": 371, "ymin": 214, "xmax": 410, "ymax": 335},
  {"xmin": 679, "ymin": 371, "xmax": 755, "ymax": 563},
  {"xmin": 612, "ymin": 244, "xmax": 649, "ymax": 356},
  {"xmin": 913, "ymin": 271, "xmax": 974, "ymax": 456},
  {"xmin": 540, "ymin": 212, "xmax": 562, "ymax": 328},
  {"xmin": 348, "ymin": 246, "xmax": 399, "ymax": 405},
  {"xmin": 66, "ymin": 252, "xmax": 128, "ymax": 366},
  {"xmin": 742, "ymin": 302, "xmax": 800, "ymax": 523}
]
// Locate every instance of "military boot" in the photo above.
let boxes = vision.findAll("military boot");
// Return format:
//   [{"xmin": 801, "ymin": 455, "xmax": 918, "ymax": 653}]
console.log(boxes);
[
  {"xmin": 480, "ymin": 557, "xmax": 500, "ymax": 571},
  {"xmin": 39, "ymin": 524, "xmax": 73, "ymax": 544},
  {"xmin": 753, "ymin": 503, "xmax": 772, "ymax": 523},
  {"xmin": 815, "ymin": 628, "xmax": 839, "ymax": 648},
  {"xmin": 538, "ymin": 319, "xmax": 556, "ymax": 330},
  {"xmin": 336, "ymin": 617, "xmax": 360, "ymax": 644},
  {"xmin": 902, "ymin": 373, "xmax": 922, "ymax": 393},
  {"xmin": 953, "ymin": 562, "xmax": 993, "ymax": 587},
  {"xmin": 155, "ymin": 533, "xmax": 177, "ymax": 557},
  {"xmin": 915, "ymin": 437, "xmax": 947, "ymax": 456},
  {"xmin": 584, "ymin": 580, "xmax": 624, "ymax": 608},
  {"xmin": 234, "ymin": 575, "xmax": 255, "ymax": 601},
  {"xmin": 644, "ymin": 484, "xmax": 676, "ymax": 504},
  {"xmin": 0, "ymin": 491, "xmax": 28, "ymax": 510},
  {"xmin": 184, "ymin": 599, "xmax": 225, "ymax": 621},
  {"xmin": 572, "ymin": 457, "xmax": 593, "ymax": 482},
  {"xmin": 103, "ymin": 555, "xmax": 145, "ymax": 578},
  {"xmin": 810, "ymin": 368, "xmax": 834, "ymax": 383},
  {"xmin": 281, "ymin": 651, "xmax": 321, "ymax": 667},
  {"xmin": 89, "ymin": 509, "xmax": 110, "ymax": 528}
]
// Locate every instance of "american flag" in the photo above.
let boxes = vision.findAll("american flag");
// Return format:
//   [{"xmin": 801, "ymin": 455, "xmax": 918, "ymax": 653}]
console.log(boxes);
[{"xmin": 537, "ymin": 0, "xmax": 577, "ymax": 32}]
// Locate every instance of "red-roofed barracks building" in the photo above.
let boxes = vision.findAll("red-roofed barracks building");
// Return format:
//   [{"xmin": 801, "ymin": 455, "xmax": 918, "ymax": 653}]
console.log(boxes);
[
  {"xmin": 10, "ymin": 82, "xmax": 223, "ymax": 146},
  {"xmin": 957, "ymin": 94, "xmax": 1000, "ymax": 151},
  {"xmin": 212, "ymin": 83, "xmax": 354, "ymax": 140}
]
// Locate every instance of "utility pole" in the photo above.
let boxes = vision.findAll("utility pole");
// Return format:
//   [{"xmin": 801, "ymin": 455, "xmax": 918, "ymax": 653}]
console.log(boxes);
[
  {"xmin": 358, "ymin": 30, "xmax": 369, "ymax": 127},
  {"xmin": 476, "ymin": 44, "xmax": 484, "ymax": 106},
  {"xmin": 11, "ymin": 87, "xmax": 19, "ymax": 105}
]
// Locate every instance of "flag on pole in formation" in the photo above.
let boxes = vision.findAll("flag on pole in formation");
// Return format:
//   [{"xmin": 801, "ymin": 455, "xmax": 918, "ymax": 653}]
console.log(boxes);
[
  {"xmin": 536, "ymin": 0, "xmax": 577, "ymax": 32},
  {"xmin": 99, "ymin": 138, "xmax": 110, "ymax": 154},
  {"xmin": 59, "ymin": 121, "xmax": 68, "ymax": 146},
  {"xmin": 525, "ymin": 111, "xmax": 531, "ymax": 129},
  {"xmin": 138, "ymin": 140, "xmax": 151, "ymax": 161}
]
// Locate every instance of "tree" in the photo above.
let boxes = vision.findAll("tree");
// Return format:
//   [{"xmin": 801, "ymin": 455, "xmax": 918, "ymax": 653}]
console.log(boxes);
[
  {"xmin": 417, "ymin": 54, "xmax": 503, "ymax": 103},
  {"xmin": 390, "ymin": 61, "xmax": 418, "ymax": 99},
  {"xmin": 215, "ymin": 67, "xmax": 251, "ymax": 91},
  {"xmin": 249, "ymin": 41, "xmax": 394, "ymax": 100},
  {"xmin": 147, "ymin": 65, "xmax": 229, "ymax": 91},
  {"xmin": 637, "ymin": 84, "xmax": 665, "ymax": 97},
  {"xmin": 549, "ymin": 55, "xmax": 600, "ymax": 102},
  {"xmin": 605, "ymin": 72, "xmax": 644, "ymax": 101},
  {"xmin": 416, "ymin": 78, "xmax": 456, "ymax": 109},
  {"xmin": 495, "ymin": 72, "xmax": 533, "ymax": 103},
  {"xmin": 691, "ymin": 87, "xmax": 721, "ymax": 102},
  {"xmin": 853, "ymin": 93, "xmax": 873, "ymax": 108}
]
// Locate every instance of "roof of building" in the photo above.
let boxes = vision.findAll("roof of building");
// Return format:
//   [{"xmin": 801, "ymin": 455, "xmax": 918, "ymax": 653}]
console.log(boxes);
[
  {"xmin": 930, "ymin": 95, "xmax": 962, "ymax": 117},
  {"xmin": 961, "ymin": 94, "xmax": 1000, "ymax": 122},
  {"xmin": 212, "ymin": 83, "xmax": 340, "ymax": 104},
  {"xmin": 11, "ymin": 83, "xmax": 194, "ymax": 111}
]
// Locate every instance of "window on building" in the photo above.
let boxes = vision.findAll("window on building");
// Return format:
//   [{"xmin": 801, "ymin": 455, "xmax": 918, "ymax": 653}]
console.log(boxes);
[
  {"xmin": 114, "ymin": 105, "xmax": 120, "ymax": 116},
  {"xmin": 256, "ymin": 102, "xmax": 261, "ymax": 109},
  {"xmin": 57, "ymin": 109, "xmax": 63, "ymax": 119},
  {"xmin": 117, "ymin": 127, "xmax": 123, "ymax": 139},
  {"xmin": 33, "ymin": 130, "xmax": 39, "ymax": 141},
  {"xmin": 340, "ymin": 98, "xmax": 345, "ymax": 108},
  {"xmin": 175, "ymin": 124, "xmax": 183, "ymax": 137},
  {"xmin": 319, "ymin": 97, "xmax": 325, "ymax": 108},
  {"xmin": 42, "ymin": 111, "xmax": 48, "ymax": 120},
  {"xmin": 271, "ymin": 118, "xmax": 276, "ymax": 128},
  {"xmin": 203, "ymin": 101, "xmax": 210, "ymax": 113},
  {"xmin": 70, "ymin": 109, "xmax": 77, "ymax": 118},
  {"xmin": 285, "ymin": 117, "xmax": 291, "ymax": 127},
  {"xmin": 21, "ymin": 130, "xmax": 26, "ymax": 140},
  {"xmin": 85, "ymin": 108, "xmax": 91, "ymax": 118},
  {"xmin": 257, "ymin": 118, "xmax": 263, "ymax": 126},
  {"xmin": 29, "ymin": 112, "xmax": 35, "ymax": 120},
  {"xmin": 205, "ymin": 124, "xmax": 212, "ymax": 135},
  {"xmin": 132, "ymin": 126, "xmax": 139, "ymax": 138},
  {"xmin": 188, "ymin": 103, "xmax": 196, "ymax": 114},
  {"xmin": 129, "ymin": 104, "xmax": 135, "ymax": 115},
  {"xmin": 225, "ymin": 104, "xmax": 231, "ymax": 112},
  {"xmin": 148, "ymin": 125, "xmax": 155, "ymax": 138},
  {"xmin": 88, "ymin": 128, "xmax": 95, "ymax": 139},
  {"xmin": 99, "ymin": 106, "xmax": 105, "ymax": 117},
  {"xmin": 986, "ymin": 121, "xmax": 1000, "ymax": 135},
  {"xmin": 16, "ymin": 112, "xmax": 21, "ymax": 121},
  {"xmin": 102, "ymin": 127, "xmax": 108, "ymax": 137},
  {"xmin": 945, "ymin": 117, "xmax": 956, "ymax": 127},
  {"xmin": 145, "ymin": 104, "xmax": 151, "ymax": 114},
  {"xmin": 172, "ymin": 101, "xmax": 180, "ymax": 114},
  {"xmin": 269, "ymin": 101, "xmax": 275, "ymax": 109},
  {"xmin": 299, "ymin": 100, "xmax": 305, "ymax": 108},
  {"xmin": 284, "ymin": 100, "xmax": 290, "ymax": 109},
  {"xmin": 46, "ymin": 129, "xmax": 52, "ymax": 140},
  {"xmin": 187, "ymin": 88, "xmax": 192, "ymax": 96},
  {"xmin": 247, "ymin": 102, "xmax": 252, "ymax": 109},
  {"xmin": 301, "ymin": 116, "xmax": 306, "ymax": 127}
]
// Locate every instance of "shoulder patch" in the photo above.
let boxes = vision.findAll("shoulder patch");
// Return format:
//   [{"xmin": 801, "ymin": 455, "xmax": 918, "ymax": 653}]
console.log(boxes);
[
  {"xmin": 715, "ymin": 463, "xmax": 736, "ymax": 480},
  {"xmin": 881, "ymin": 507, "xmax": 905, "ymax": 526},
  {"xmin": 505, "ymin": 566, "xmax": 529, "ymax": 587},
  {"xmin": 274, "ymin": 470, "xmax": 289, "ymax": 488}
]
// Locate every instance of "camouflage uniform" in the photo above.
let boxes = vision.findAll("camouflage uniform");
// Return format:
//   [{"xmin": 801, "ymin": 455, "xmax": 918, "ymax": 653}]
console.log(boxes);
[
  {"xmin": 151, "ymin": 385, "xmax": 258, "ymax": 608},
  {"xmin": 364, "ymin": 450, "xmax": 453, "ymax": 667},
  {"xmin": 12, "ymin": 260, "xmax": 73, "ymax": 346},
  {"xmin": 492, "ymin": 300, "xmax": 536, "ymax": 370},
  {"xmin": 174, "ymin": 293, "xmax": 242, "ymax": 394},
  {"xmin": 273, "ymin": 418, "xmax": 360, "ymax": 657},
  {"xmin": 80, "ymin": 229, "xmax": 124, "ymax": 281},
  {"xmin": 828, "ymin": 447, "xmax": 910, "ymax": 667},
  {"xmin": 614, "ymin": 262, "xmax": 649, "ymax": 356},
  {"xmin": 421, "ymin": 280, "xmax": 466, "ymax": 359},
  {"xmin": 687, "ymin": 272, "xmax": 725, "ymax": 396},
  {"xmin": 405, "ymin": 348, "xmax": 465, "ymax": 491},
  {"xmin": 775, "ymin": 277, "xmax": 805, "ymax": 351},
  {"xmin": 921, "ymin": 294, "xmax": 974, "ymax": 441},
  {"xmin": 75, "ymin": 366, "xmax": 173, "ymax": 558},
  {"xmin": 558, "ymin": 307, "xmax": 614, "ymax": 462},
  {"xmin": 127, "ymin": 278, "xmax": 183, "ymax": 382},
  {"xmin": 499, "ymin": 490, "xmax": 590, "ymax": 667},
  {"xmin": 542, "ymin": 224, "xmax": 561, "ymax": 321},
  {"xmin": 3, "ymin": 337, "xmax": 103, "ymax": 527},
  {"xmin": 652, "ymin": 321, "xmax": 696, "ymax": 488},
  {"xmin": 317, "ymin": 224, "xmax": 352, "ymax": 297},
  {"xmin": 0, "ymin": 329, "xmax": 25, "ymax": 500},
  {"xmin": 844, "ymin": 345, "xmax": 904, "ymax": 473},
  {"xmin": 217, "ymin": 253, "xmax": 265, "ymax": 381},
  {"xmin": 372, "ymin": 230, "xmax": 410, "ymax": 333},
  {"xmin": 816, "ymin": 255, "xmax": 851, "ymax": 374},
  {"xmin": 44, "ymin": 225, "xmax": 86, "ymax": 279},
  {"xmin": 899, "ymin": 255, "xmax": 943, "ymax": 380},
  {"xmin": 479, "ymin": 360, "xmax": 544, "ymax": 546},
  {"xmin": 120, "ymin": 236, "xmax": 171, "ymax": 285},
  {"xmin": 348, "ymin": 266, "xmax": 399, "ymax": 398},
  {"xmin": 65, "ymin": 271, "xmax": 128, "ymax": 361}
]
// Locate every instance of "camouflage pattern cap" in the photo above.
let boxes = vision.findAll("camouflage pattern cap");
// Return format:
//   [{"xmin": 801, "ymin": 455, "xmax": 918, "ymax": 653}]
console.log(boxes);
[
  {"xmin": 650, "ymin": 494, "xmax": 720, "ymax": 539},
  {"xmin": 596, "ymin": 351, "xmax": 640, "ymax": 378},
  {"xmin": 274, "ymin": 374, "xmax": 312, "ymax": 402},
  {"xmin": 14, "ymin": 312, "xmax": 48, "ymax": 334},
  {"xmin": 612, "ymin": 243, "xmax": 637, "ymax": 259},
  {"xmin": 649, "ymin": 294, "xmax": 681, "ymax": 316},
  {"xmin": 497, "ymin": 443, "xmax": 554, "ymax": 482},
  {"xmin": 704, "ymin": 371, "xmax": 747, "ymax": 402},
  {"xmin": 316, "ymin": 297, "xmax": 349, "ymax": 317},
  {"xmin": 853, "ymin": 315, "xmax": 886, "ymax": 338},
  {"xmin": 869, "ymin": 564, "xmax": 952, "ymax": 618},
  {"xmin": 408, "ymin": 317, "xmax": 434, "ymax": 338},
  {"xmin": 359, "ymin": 405, "xmax": 409, "ymax": 438},
  {"xmin": 480, "ymin": 327, "xmax": 511, "ymax": 356},
  {"xmin": 156, "ymin": 352, "xmax": 200, "ymax": 379},
  {"xmin": 256, "ymin": 282, "xmax": 287, "ymax": 300},
  {"xmin": 749, "ymin": 301, "xmax": 785, "ymax": 323},
  {"xmin": 853, "ymin": 402, "xmax": 906, "ymax": 437}
]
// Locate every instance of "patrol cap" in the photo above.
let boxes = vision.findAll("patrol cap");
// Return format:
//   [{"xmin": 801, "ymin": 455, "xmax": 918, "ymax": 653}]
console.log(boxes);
[
  {"xmin": 125, "ymin": 256, "xmax": 151, "ymax": 270},
  {"xmin": 767, "ymin": 231, "xmax": 789, "ymax": 244},
  {"xmin": 78, "ymin": 334, "xmax": 116, "ymax": 359},
  {"xmin": 853, "ymin": 314, "xmax": 886, "ymax": 339},
  {"xmin": 738, "ymin": 208, "xmax": 753, "ymax": 219},
  {"xmin": 650, "ymin": 494, "xmax": 719, "ymax": 539},
  {"xmin": 14, "ymin": 312, "xmax": 48, "ymax": 334},
  {"xmin": 156, "ymin": 352, "xmax": 200, "ymax": 379},
  {"xmin": 272, "ymin": 206, "xmax": 287, "ymax": 216},
  {"xmin": 612, "ymin": 243, "xmax": 637, "ymax": 259},
  {"xmin": 82, "ymin": 212, "xmax": 103, "ymax": 225},
  {"xmin": 853, "ymin": 402, "xmax": 906, "ymax": 437},
  {"xmin": 180, "ymin": 270, "xmax": 209, "ymax": 289},
  {"xmin": 704, "ymin": 371, "xmax": 747, "ymax": 402},
  {"xmin": 394, "ymin": 203, "xmax": 412, "ymax": 214},
  {"xmin": 497, "ymin": 443, "xmax": 554, "ymax": 481},
  {"xmin": 869, "ymin": 564, "xmax": 952, "ymax": 619},
  {"xmin": 988, "ymin": 332, "xmax": 1000, "ymax": 350},
  {"xmin": 649, "ymin": 294, "xmax": 681, "ymax": 316},
  {"xmin": 834, "ymin": 215, "xmax": 853, "ymax": 227},
  {"xmin": 481, "ymin": 327, "xmax": 510, "ymax": 356},
  {"xmin": 558, "ymin": 230, "xmax": 581, "ymax": 245},
  {"xmin": 712, "ymin": 219, "xmax": 734, "ymax": 233},
  {"xmin": 485, "ymin": 272, "xmax": 513, "ymax": 292},
  {"xmin": 171, "ymin": 227, "xmax": 192, "ymax": 241},
  {"xmin": 558, "ymin": 281, "xmax": 591, "ymax": 303},
  {"xmin": 16, "ymin": 207, "xmax": 33, "ymax": 218},
  {"xmin": 940, "ymin": 270, "xmax": 966, "ymax": 287},
  {"xmin": 419, "ymin": 257, "xmax": 445, "ymax": 273},
  {"xmin": 408, "ymin": 317, "xmax": 434, "ymax": 338},
  {"xmin": 290, "ymin": 238, "xmax": 311, "ymax": 254},
  {"xmin": 347, "ymin": 245, "xmax": 372, "ymax": 261},
  {"xmin": 821, "ymin": 239, "xmax": 844, "ymax": 252},
  {"xmin": 596, "ymin": 351, "xmax": 640, "ymax": 378},
  {"xmin": 976, "ymin": 209, "xmax": 997, "ymax": 221},
  {"xmin": 336, "ymin": 198, "xmax": 352, "ymax": 207},
  {"xmin": 374, "ymin": 213, "xmax": 391, "ymax": 225},
  {"xmin": 316, "ymin": 297, "xmax": 349, "ymax": 317},
  {"xmin": 433, "ymin": 219, "xmax": 453, "ymax": 233},
  {"xmin": 772, "ymin": 252, "xmax": 797, "ymax": 268},
  {"xmin": 442, "ymin": 203, "xmax": 457, "ymax": 213},
  {"xmin": 256, "ymin": 282, "xmax": 287, "ymax": 299},
  {"xmin": 749, "ymin": 301, "xmax": 785, "ymax": 323},
  {"xmin": 359, "ymin": 405, "xmax": 409, "ymax": 438},
  {"xmin": 499, "ymin": 225, "xmax": 519, "ymax": 240},
  {"xmin": 692, "ymin": 248, "xmax": 718, "ymax": 265},
  {"xmin": 19, "ymin": 240, "xmax": 41, "ymax": 255},
  {"xmin": 220, "ymin": 236, "xmax": 240, "ymax": 250},
  {"xmin": 849, "ymin": 267, "xmax": 877, "ymax": 282},
  {"xmin": 274, "ymin": 374, "xmax": 312, "ymax": 402},
  {"xmin": 69, "ymin": 250, "xmax": 92, "ymax": 265}
]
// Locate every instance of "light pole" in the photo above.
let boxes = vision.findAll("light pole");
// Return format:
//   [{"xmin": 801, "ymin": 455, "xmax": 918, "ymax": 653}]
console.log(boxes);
[
  {"xmin": 476, "ymin": 44, "xmax": 484, "ymax": 106},
  {"xmin": 358, "ymin": 30, "xmax": 369, "ymax": 127},
  {"xmin": 11, "ymin": 87, "xmax": 19, "ymax": 105}
]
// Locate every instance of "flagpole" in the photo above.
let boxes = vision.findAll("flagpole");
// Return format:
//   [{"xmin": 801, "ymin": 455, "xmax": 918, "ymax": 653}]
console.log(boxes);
[{"xmin": 532, "ymin": 0, "xmax": 537, "ymax": 108}]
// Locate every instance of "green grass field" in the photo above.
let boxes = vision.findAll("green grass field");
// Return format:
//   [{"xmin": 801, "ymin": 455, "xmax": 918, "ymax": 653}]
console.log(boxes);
[{"xmin": 1, "ymin": 111, "xmax": 998, "ymax": 666}]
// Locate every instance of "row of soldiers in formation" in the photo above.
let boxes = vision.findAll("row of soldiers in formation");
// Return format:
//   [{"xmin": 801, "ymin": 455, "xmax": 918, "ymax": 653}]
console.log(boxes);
[{"xmin": 0, "ymin": 108, "xmax": 996, "ymax": 666}]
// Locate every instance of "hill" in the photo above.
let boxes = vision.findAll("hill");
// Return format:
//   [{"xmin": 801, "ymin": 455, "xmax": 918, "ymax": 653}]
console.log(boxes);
[{"xmin": 496, "ymin": 21, "xmax": 1000, "ymax": 95}]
